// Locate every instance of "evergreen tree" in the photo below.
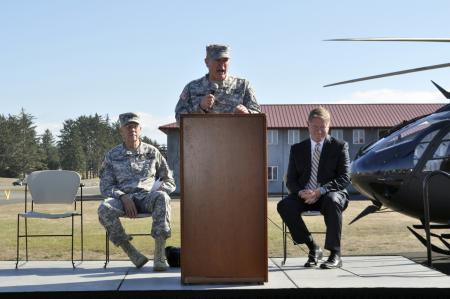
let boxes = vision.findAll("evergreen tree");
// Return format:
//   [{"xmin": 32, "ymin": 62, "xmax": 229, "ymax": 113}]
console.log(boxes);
[
  {"xmin": 58, "ymin": 120, "xmax": 86, "ymax": 175},
  {"xmin": 4, "ymin": 109, "xmax": 44, "ymax": 177},
  {"xmin": 40, "ymin": 129, "xmax": 60, "ymax": 170}
]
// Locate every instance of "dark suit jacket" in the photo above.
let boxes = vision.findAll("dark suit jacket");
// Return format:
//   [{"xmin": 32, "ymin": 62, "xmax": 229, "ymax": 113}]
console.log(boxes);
[{"xmin": 286, "ymin": 136, "xmax": 351, "ymax": 196}]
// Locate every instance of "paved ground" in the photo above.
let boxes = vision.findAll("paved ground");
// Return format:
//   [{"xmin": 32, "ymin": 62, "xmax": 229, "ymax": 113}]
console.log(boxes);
[{"xmin": 1, "ymin": 256, "xmax": 449, "ymax": 293}]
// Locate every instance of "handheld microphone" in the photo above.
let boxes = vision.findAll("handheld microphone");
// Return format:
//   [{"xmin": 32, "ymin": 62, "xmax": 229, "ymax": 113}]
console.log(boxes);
[{"xmin": 210, "ymin": 83, "xmax": 219, "ymax": 95}]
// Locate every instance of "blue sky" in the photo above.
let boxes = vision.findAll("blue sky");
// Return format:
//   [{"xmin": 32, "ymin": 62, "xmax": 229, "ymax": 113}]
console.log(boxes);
[{"xmin": 2, "ymin": 0, "xmax": 450, "ymax": 144}]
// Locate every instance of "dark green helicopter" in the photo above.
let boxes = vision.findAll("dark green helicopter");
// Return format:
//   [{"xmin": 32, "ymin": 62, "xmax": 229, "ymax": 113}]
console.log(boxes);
[{"xmin": 325, "ymin": 38, "xmax": 450, "ymax": 261}]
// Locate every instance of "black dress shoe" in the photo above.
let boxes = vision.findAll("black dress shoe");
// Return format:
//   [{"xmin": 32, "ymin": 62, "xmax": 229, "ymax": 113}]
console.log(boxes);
[
  {"xmin": 320, "ymin": 253, "xmax": 342, "ymax": 269},
  {"xmin": 304, "ymin": 247, "xmax": 323, "ymax": 267}
]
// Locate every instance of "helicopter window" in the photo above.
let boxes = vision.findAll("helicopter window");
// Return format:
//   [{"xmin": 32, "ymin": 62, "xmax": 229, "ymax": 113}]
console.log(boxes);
[
  {"xmin": 433, "ymin": 141, "xmax": 450, "ymax": 159},
  {"xmin": 413, "ymin": 130, "xmax": 440, "ymax": 166},
  {"xmin": 420, "ymin": 130, "xmax": 439, "ymax": 143},
  {"xmin": 423, "ymin": 131, "xmax": 450, "ymax": 172}
]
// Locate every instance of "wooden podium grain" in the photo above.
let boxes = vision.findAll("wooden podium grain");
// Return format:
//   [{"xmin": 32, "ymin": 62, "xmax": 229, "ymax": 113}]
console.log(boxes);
[{"xmin": 180, "ymin": 114, "xmax": 268, "ymax": 284}]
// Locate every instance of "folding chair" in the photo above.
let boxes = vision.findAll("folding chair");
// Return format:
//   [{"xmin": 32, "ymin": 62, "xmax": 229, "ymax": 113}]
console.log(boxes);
[
  {"xmin": 16, "ymin": 170, "xmax": 84, "ymax": 269},
  {"xmin": 281, "ymin": 179, "xmax": 324, "ymax": 266}
]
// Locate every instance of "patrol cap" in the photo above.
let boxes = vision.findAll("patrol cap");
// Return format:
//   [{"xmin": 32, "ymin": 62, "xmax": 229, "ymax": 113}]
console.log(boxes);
[
  {"xmin": 206, "ymin": 44, "xmax": 230, "ymax": 60},
  {"xmin": 119, "ymin": 112, "xmax": 140, "ymax": 127}
]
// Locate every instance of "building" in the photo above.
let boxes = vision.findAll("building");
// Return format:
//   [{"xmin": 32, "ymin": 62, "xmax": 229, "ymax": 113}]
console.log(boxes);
[{"xmin": 159, "ymin": 103, "xmax": 443, "ymax": 194}]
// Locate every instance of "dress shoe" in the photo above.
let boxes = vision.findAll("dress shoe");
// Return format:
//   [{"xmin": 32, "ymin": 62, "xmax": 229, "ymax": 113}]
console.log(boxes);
[
  {"xmin": 304, "ymin": 247, "xmax": 323, "ymax": 267},
  {"xmin": 320, "ymin": 253, "xmax": 342, "ymax": 269}
]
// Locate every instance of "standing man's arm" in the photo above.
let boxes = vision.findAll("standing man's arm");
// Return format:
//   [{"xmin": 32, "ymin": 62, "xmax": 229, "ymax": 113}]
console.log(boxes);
[
  {"xmin": 175, "ymin": 84, "xmax": 206, "ymax": 123},
  {"xmin": 242, "ymin": 81, "xmax": 261, "ymax": 114},
  {"xmin": 154, "ymin": 151, "xmax": 176, "ymax": 194}
]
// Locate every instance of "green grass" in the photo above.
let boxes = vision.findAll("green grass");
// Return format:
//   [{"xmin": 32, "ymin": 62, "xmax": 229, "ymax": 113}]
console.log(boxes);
[{"xmin": 0, "ymin": 199, "xmax": 426, "ymax": 261}]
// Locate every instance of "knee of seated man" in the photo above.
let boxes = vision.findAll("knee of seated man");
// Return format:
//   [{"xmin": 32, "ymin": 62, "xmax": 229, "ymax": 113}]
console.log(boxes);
[
  {"xmin": 154, "ymin": 190, "xmax": 170, "ymax": 203},
  {"xmin": 97, "ymin": 201, "xmax": 108, "ymax": 216},
  {"xmin": 277, "ymin": 199, "xmax": 287, "ymax": 214},
  {"xmin": 322, "ymin": 192, "xmax": 344, "ymax": 209}
]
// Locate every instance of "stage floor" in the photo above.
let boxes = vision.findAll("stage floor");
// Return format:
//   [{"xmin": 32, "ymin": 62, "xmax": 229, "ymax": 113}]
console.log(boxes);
[{"xmin": 1, "ymin": 255, "xmax": 449, "ymax": 293}]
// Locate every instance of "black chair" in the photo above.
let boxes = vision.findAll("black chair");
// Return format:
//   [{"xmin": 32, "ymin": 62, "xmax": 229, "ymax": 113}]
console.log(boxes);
[
  {"xmin": 281, "ymin": 179, "xmax": 324, "ymax": 266},
  {"xmin": 16, "ymin": 170, "xmax": 84, "ymax": 269}
]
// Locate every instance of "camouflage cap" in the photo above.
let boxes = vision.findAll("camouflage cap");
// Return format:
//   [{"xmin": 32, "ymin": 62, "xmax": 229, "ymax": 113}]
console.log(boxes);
[
  {"xmin": 206, "ymin": 44, "xmax": 230, "ymax": 60},
  {"xmin": 119, "ymin": 112, "xmax": 140, "ymax": 127}
]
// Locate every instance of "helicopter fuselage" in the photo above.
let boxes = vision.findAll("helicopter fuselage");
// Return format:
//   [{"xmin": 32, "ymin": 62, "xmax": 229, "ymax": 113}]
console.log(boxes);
[{"xmin": 351, "ymin": 108, "xmax": 450, "ymax": 223}]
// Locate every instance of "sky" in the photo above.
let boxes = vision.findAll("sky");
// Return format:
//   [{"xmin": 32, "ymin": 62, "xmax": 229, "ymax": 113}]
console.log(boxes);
[{"xmin": 2, "ymin": 0, "xmax": 450, "ymax": 144}]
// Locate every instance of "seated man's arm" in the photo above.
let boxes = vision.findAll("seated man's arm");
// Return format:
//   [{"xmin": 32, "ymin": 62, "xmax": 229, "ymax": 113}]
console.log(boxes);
[
  {"xmin": 154, "ymin": 151, "xmax": 176, "ymax": 194},
  {"xmin": 99, "ymin": 154, "xmax": 125, "ymax": 199},
  {"xmin": 286, "ymin": 146, "xmax": 302, "ymax": 196},
  {"xmin": 321, "ymin": 142, "xmax": 351, "ymax": 194}
]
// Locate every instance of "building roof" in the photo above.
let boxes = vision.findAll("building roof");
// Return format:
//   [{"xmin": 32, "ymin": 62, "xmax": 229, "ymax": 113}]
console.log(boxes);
[{"xmin": 158, "ymin": 103, "xmax": 445, "ymax": 133}]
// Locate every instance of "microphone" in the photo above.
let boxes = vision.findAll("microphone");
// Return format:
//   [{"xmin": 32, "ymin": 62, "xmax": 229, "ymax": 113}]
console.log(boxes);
[{"xmin": 210, "ymin": 83, "xmax": 219, "ymax": 95}]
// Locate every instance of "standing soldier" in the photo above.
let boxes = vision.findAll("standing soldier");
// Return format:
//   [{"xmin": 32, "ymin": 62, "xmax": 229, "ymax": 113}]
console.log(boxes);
[
  {"xmin": 98, "ymin": 112, "xmax": 176, "ymax": 271},
  {"xmin": 175, "ymin": 44, "xmax": 261, "ymax": 122}
]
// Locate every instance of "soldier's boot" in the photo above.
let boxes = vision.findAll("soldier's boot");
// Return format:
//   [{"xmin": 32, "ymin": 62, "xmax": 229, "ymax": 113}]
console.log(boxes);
[
  {"xmin": 153, "ymin": 236, "xmax": 169, "ymax": 271},
  {"xmin": 120, "ymin": 241, "xmax": 148, "ymax": 268}
]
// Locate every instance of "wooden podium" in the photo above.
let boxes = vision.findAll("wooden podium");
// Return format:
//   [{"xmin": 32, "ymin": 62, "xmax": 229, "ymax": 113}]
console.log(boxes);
[{"xmin": 180, "ymin": 114, "xmax": 268, "ymax": 284}]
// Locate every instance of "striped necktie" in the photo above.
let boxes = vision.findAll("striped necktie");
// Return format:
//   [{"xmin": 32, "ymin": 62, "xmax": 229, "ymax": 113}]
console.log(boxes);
[{"xmin": 307, "ymin": 143, "xmax": 321, "ymax": 189}]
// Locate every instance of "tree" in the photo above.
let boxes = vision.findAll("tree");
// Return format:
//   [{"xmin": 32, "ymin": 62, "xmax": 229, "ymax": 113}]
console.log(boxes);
[
  {"xmin": 58, "ymin": 120, "xmax": 86, "ymax": 175},
  {"xmin": 40, "ymin": 129, "xmax": 60, "ymax": 170},
  {"xmin": 2, "ymin": 109, "xmax": 44, "ymax": 177}
]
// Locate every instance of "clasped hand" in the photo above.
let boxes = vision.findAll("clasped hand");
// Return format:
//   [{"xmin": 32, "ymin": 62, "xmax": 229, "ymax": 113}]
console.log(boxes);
[{"xmin": 298, "ymin": 189, "xmax": 320, "ymax": 205}]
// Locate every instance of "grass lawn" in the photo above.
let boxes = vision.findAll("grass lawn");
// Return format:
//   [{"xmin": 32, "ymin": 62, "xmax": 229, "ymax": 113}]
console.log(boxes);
[{"xmin": 0, "ymin": 199, "xmax": 426, "ymax": 261}]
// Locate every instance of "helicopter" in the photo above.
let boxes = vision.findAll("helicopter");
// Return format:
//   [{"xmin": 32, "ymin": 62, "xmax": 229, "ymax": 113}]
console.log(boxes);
[{"xmin": 324, "ymin": 38, "xmax": 450, "ymax": 258}]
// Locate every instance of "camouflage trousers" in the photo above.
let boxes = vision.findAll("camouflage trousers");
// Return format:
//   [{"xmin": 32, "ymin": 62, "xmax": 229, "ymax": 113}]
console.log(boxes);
[{"xmin": 98, "ymin": 190, "xmax": 171, "ymax": 246}]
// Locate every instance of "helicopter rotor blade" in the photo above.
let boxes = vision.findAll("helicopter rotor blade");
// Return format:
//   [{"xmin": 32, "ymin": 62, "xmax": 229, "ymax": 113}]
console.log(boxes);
[
  {"xmin": 431, "ymin": 80, "xmax": 450, "ymax": 99},
  {"xmin": 324, "ymin": 62, "xmax": 450, "ymax": 87},
  {"xmin": 325, "ymin": 37, "xmax": 450, "ymax": 42}
]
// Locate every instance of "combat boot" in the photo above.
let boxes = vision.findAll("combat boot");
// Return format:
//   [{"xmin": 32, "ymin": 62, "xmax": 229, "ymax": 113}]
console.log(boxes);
[
  {"xmin": 120, "ymin": 241, "xmax": 148, "ymax": 268},
  {"xmin": 153, "ymin": 236, "xmax": 169, "ymax": 271}
]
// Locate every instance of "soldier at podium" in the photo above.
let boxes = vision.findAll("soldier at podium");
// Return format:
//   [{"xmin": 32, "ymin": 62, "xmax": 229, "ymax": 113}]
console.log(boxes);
[{"xmin": 175, "ymin": 44, "xmax": 261, "ymax": 122}]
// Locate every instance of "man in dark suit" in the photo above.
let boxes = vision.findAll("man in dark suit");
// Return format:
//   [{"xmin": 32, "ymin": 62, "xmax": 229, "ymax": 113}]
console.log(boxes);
[{"xmin": 277, "ymin": 107, "xmax": 350, "ymax": 269}]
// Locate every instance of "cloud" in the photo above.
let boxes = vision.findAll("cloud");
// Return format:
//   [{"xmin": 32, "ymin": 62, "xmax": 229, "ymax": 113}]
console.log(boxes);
[
  {"xmin": 35, "ymin": 122, "xmax": 63, "ymax": 139},
  {"xmin": 137, "ymin": 112, "xmax": 175, "ymax": 145},
  {"xmin": 334, "ymin": 89, "xmax": 447, "ymax": 103}
]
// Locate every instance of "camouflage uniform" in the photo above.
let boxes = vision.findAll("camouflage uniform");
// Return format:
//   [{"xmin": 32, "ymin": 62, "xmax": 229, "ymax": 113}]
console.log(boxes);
[
  {"xmin": 98, "ymin": 142, "xmax": 176, "ymax": 246},
  {"xmin": 175, "ymin": 74, "xmax": 261, "ymax": 122}
]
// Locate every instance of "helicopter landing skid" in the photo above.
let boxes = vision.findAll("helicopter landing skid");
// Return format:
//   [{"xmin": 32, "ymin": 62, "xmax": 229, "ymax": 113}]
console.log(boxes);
[{"xmin": 407, "ymin": 225, "xmax": 450, "ymax": 256}]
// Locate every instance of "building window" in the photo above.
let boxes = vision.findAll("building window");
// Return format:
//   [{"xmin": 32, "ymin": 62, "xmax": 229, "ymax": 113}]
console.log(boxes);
[
  {"xmin": 267, "ymin": 130, "xmax": 278, "ymax": 145},
  {"xmin": 330, "ymin": 129, "xmax": 343, "ymax": 141},
  {"xmin": 353, "ymin": 129, "xmax": 365, "ymax": 144},
  {"xmin": 268, "ymin": 166, "xmax": 278, "ymax": 181},
  {"xmin": 288, "ymin": 130, "xmax": 300, "ymax": 145}
]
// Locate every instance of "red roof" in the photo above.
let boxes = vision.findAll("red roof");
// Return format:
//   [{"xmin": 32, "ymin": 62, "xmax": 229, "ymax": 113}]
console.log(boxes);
[{"xmin": 159, "ymin": 103, "xmax": 445, "ymax": 132}]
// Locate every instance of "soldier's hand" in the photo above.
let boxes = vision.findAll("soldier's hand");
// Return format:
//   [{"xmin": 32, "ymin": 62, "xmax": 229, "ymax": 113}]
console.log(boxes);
[
  {"xmin": 200, "ymin": 94, "xmax": 215, "ymax": 111},
  {"xmin": 234, "ymin": 104, "xmax": 249, "ymax": 114},
  {"xmin": 120, "ymin": 194, "xmax": 138, "ymax": 218}
]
